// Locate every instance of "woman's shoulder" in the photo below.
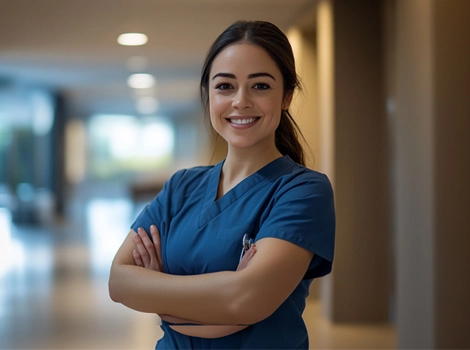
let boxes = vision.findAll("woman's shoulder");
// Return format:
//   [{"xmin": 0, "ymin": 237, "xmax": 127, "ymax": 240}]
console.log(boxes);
[{"xmin": 277, "ymin": 156, "xmax": 333, "ymax": 190}]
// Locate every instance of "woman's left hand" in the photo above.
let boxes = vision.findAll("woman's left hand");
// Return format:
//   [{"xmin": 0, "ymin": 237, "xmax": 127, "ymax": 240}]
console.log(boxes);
[{"xmin": 132, "ymin": 225, "xmax": 164, "ymax": 272}]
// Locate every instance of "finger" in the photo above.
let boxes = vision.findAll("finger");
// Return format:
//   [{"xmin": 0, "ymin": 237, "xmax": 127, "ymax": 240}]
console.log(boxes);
[
  {"xmin": 133, "ymin": 248, "xmax": 144, "ymax": 267},
  {"xmin": 237, "ymin": 244, "xmax": 257, "ymax": 271},
  {"xmin": 150, "ymin": 225, "xmax": 164, "ymax": 271},
  {"xmin": 134, "ymin": 229, "xmax": 151, "ymax": 266},
  {"xmin": 138, "ymin": 227, "xmax": 158, "ymax": 260},
  {"xmin": 246, "ymin": 244, "xmax": 257, "ymax": 258},
  {"xmin": 237, "ymin": 255, "xmax": 249, "ymax": 271},
  {"xmin": 140, "ymin": 227, "xmax": 160, "ymax": 271}
]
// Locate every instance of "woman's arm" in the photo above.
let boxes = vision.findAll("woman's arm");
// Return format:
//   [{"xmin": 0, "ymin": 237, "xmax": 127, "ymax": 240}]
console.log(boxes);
[
  {"xmin": 109, "ymin": 226, "xmax": 313, "ymax": 325},
  {"xmin": 129, "ymin": 225, "xmax": 257, "ymax": 338}
]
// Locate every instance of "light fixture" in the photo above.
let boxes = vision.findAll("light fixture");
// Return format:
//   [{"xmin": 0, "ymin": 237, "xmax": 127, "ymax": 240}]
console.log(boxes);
[
  {"xmin": 117, "ymin": 33, "xmax": 148, "ymax": 46},
  {"xmin": 127, "ymin": 74, "xmax": 155, "ymax": 89}
]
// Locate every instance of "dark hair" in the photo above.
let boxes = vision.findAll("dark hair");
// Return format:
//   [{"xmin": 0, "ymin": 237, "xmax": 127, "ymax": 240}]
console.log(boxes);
[{"xmin": 200, "ymin": 20, "xmax": 306, "ymax": 166}]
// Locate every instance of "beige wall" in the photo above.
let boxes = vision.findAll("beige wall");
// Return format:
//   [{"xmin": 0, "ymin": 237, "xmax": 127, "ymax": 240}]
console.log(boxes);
[
  {"xmin": 433, "ymin": 1, "xmax": 470, "ymax": 347},
  {"xmin": 333, "ymin": 0, "xmax": 391, "ymax": 323},
  {"xmin": 290, "ymin": 0, "xmax": 392, "ymax": 324},
  {"xmin": 393, "ymin": 0, "xmax": 470, "ymax": 348},
  {"xmin": 393, "ymin": 0, "xmax": 435, "ymax": 346},
  {"xmin": 315, "ymin": 0, "xmax": 337, "ymax": 317},
  {"xmin": 383, "ymin": 0, "xmax": 470, "ymax": 347}
]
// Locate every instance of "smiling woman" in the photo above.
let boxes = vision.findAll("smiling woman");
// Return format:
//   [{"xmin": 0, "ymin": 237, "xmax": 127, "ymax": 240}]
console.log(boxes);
[{"xmin": 109, "ymin": 20, "xmax": 335, "ymax": 350}]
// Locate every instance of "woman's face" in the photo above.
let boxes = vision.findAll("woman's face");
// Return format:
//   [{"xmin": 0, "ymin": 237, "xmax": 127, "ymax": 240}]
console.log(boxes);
[{"xmin": 208, "ymin": 43, "xmax": 292, "ymax": 152}]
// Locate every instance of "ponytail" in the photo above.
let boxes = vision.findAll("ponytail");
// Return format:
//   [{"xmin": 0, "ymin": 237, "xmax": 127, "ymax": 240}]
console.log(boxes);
[{"xmin": 275, "ymin": 110, "xmax": 306, "ymax": 166}]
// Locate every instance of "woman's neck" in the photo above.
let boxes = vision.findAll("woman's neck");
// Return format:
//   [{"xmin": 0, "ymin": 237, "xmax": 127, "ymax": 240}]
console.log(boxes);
[{"xmin": 216, "ymin": 145, "xmax": 282, "ymax": 199}]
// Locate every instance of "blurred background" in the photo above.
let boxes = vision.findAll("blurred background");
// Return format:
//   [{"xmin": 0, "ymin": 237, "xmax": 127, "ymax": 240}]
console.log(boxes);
[{"xmin": 1, "ymin": 0, "xmax": 469, "ymax": 349}]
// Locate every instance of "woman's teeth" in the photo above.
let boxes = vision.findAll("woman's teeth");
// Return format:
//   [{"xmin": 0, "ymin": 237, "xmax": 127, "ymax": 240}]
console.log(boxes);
[{"xmin": 230, "ymin": 118, "xmax": 257, "ymax": 125}]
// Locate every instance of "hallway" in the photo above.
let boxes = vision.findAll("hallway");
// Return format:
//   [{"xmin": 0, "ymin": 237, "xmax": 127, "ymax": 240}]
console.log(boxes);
[{"xmin": 0, "ymin": 198, "xmax": 395, "ymax": 350}]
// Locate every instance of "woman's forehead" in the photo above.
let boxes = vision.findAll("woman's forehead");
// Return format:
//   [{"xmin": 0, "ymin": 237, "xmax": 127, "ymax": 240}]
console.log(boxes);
[{"xmin": 210, "ymin": 43, "xmax": 281, "ymax": 78}]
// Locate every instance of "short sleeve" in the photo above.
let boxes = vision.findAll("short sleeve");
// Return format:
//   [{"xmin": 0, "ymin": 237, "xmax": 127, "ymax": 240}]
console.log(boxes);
[{"xmin": 255, "ymin": 173, "xmax": 335, "ymax": 279}]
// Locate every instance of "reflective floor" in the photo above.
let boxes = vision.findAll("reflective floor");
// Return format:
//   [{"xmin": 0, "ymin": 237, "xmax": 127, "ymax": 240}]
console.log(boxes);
[{"xmin": 0, "ymin": 197, "xmax": 395, "ymax": 350}]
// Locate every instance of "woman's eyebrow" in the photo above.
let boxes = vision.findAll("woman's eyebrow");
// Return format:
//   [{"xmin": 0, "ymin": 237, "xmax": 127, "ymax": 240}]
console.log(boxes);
[
  {"xmin": 248, "ymin": 72, "xmax": 276, "ymax": 80},
  {"xmin": 211, "ymin": 72, "xmax": 276, "ymax": 81}
]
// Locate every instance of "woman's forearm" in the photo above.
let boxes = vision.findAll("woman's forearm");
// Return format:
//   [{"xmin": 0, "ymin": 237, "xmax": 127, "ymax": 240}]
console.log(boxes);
[
  {"xmin": 109, "ymin": 263, "xmax": 249, "ymax": 325},
  {"xmin": 109, "ymin": 235, "xmax": 311, "ymax": 327},
  {"xmin": 108, "ymin": 229, "xmax": 255, "ymax": 325}
]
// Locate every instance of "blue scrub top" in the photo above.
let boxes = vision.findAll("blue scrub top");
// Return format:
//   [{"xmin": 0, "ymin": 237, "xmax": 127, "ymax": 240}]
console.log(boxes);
[{"xmin": 131, "ymin": 156, "xmax": 335, "ymax": 349}]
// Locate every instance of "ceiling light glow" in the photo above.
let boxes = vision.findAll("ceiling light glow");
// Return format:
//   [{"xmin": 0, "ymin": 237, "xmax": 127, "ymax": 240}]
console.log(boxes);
[
  {"xmin": 117, "ymin": 33, "xmax": 148, "ymax": 46},
  {"xmin": 127, "ymin": 74, "xmax": 156, "ymax": 89}
]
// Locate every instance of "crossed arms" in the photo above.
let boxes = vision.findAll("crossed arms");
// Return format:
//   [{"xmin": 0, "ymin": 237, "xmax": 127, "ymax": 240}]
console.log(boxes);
[{"xmin": 108, "ymin": 224, "xmax": 312, "ymax": 336}]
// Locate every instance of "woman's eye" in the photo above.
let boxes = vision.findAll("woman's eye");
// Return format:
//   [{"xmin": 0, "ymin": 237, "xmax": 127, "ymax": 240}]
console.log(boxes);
[
  {"xmin": 215, "ymin": 83, "xmax": 232, "ymax": 90},
  {"xmin": 253, "ymin": 83, "xmax": 270, "ymax": 90}
]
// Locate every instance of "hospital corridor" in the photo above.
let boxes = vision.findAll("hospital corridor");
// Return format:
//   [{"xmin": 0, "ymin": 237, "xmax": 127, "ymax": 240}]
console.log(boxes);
[{"xmin": 1, "ymin": 0, "xmax": 469, "ymax": 349}]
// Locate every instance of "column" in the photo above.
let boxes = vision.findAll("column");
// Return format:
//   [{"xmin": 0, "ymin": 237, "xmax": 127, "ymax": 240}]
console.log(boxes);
[
  {"xmin": 318, "ymin": 0, "xmax": 391, "ymax": 323},
  {"xmin": 394, "ymin": 0, "xmax": 470, "ymax": 347}
]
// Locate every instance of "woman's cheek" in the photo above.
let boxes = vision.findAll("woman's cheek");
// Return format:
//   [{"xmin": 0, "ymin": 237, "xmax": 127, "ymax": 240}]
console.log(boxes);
[{"xmin": 209, "ymin": 96, "xmax": 229, "ymax": 125}]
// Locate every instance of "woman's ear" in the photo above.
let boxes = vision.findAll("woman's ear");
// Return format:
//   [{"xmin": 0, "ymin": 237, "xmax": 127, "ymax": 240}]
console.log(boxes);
[{"xmin": 282, "ymin": 91, "xmax": 294, "ymax": 110}]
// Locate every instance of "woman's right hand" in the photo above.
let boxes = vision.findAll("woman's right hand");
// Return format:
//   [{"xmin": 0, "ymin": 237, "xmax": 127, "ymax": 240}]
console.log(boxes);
[{"xmin": 132, "ymin": 225, "xmax": 164, "ymax": 272}]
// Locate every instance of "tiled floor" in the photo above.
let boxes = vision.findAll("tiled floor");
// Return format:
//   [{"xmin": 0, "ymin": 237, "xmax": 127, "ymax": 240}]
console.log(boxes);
[{"xmin": 0, "ymin": 199, "xmax": 395, "ymax": 350}]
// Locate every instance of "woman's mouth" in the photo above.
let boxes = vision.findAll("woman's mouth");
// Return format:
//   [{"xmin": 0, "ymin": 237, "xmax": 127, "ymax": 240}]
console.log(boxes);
[{"xmin": 228, "ymin": 117, "xmax": 259, "ymax": 125}]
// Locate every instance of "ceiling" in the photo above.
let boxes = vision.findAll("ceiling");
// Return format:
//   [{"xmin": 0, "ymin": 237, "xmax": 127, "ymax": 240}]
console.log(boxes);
[{"xmin": 0, "ymin": 0, "xmax": 316, "ymax": 120}]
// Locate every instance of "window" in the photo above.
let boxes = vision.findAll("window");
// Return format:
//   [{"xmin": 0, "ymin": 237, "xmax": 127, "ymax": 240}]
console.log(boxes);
[{"xmin": 87, "ymin": 114, "xmax": 174, "ymax": 179}]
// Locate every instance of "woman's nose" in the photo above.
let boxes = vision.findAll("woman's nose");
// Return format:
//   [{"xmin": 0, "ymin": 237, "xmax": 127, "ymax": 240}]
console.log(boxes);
[{"xmin": 232, "ymin": 88, "xmax": 253, "ymax": 109}]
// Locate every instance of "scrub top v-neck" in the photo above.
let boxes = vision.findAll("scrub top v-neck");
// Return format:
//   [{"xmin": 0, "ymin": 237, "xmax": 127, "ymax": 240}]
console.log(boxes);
[{"xmin": 131, "ymin": 155, "xmax": 335, "ymax": 349}]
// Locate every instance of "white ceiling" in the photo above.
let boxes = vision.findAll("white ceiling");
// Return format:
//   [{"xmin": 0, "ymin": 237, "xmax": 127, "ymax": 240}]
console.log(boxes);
[{"xmin": 0, "ymin": 0, "xmax": 316, "ymax": 120}]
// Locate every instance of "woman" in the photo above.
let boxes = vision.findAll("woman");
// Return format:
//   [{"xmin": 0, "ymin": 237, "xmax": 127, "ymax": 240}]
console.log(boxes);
[{"xmin": 109, "ymin": 20, "xmax": 335, "ymax": 349}]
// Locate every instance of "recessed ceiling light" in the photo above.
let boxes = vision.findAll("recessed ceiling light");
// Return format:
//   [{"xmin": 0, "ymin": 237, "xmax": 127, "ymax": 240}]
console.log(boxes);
[
  {"xmin": 117, "ymin": 33, "xmax": 148, "ymax": 46},
  {"xmin": 127, "ymin": 74, "xmax": 155, "ymax": 89}
]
